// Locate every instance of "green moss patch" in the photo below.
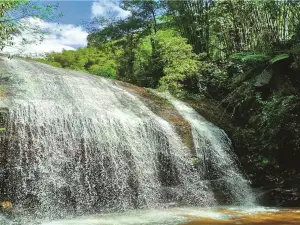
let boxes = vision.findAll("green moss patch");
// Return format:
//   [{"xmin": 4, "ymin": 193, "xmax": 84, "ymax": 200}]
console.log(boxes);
[{"xmin": 0, "ymin": 85, "xmax": 8, "ymax": 98}]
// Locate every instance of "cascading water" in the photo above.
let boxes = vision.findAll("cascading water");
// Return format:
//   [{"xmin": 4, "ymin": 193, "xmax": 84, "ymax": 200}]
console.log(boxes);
[
  {"xmin": 158, "ymin": 93, "xmax": 255, "ymax": 205},
  {"xmin": 0, "ymin": 57, "xmax": 254, "ymax": 223}
]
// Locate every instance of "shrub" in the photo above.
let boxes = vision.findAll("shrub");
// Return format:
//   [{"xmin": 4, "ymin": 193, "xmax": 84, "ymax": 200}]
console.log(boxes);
[
  {"xmin": 154, "ymin": 29, "xmax": 200, "ymax": 97},
  {"xmin": 230, "ymin": 52, "xmax": 270, "ymax": 65},
  {"xmin": 88, "ymin": 65, "xmax": 117, "ymax": 78}
]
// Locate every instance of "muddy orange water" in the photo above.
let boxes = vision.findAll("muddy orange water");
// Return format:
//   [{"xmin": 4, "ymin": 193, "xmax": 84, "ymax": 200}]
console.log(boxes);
[{"xmin": 183, "ymin": 209, "xmax": 300, "ymax": 225}]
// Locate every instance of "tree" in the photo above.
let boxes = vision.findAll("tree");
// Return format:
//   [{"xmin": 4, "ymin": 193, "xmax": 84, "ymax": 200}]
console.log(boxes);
[
  {"xmin": 121, "ymin": 0, "xmax": 162, "ymax": 34},
  {"xmin": 0, "ymin": 1, "xmax": 24, "ymax": 49},
  {"xmin": 166, "ymin": 0, "xmax": 212, "ymax": 54},
  {"xmin": 132, "ymin": 29, "xmax": 199, "ymax": 94},
  {"xmin": 155, "ymin": 29, "xmax": 199, "ymax": 96},
  {"xmin": 0, "ymin": 0, "xmax": 60, "ymax": 51}
]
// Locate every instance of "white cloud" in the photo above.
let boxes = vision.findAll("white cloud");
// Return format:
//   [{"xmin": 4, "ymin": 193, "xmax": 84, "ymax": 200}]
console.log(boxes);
[
  {"xmin": 91, "ymin": 1, "xmax": 131, "ymax": 19},
  {"xmin": 2, "ymin": 18, "xmax": 88, "ymax": 57}
]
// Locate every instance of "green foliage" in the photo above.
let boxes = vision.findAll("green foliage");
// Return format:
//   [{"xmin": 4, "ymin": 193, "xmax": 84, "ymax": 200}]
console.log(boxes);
[
  {"xmin": 39, "ymin": 46, "xmax": 120, "ymax": 79},
  {"xmin": 88, "ymin": 65, "xmax": 117, "ymax": 78},
  {"xmin": 133, "ymin": 35, "xmax": 161, "ymax": 87},
  {"xmin": 219, "ymin": 52, "xmax": 300, "ymax": 182},
  {"xmin": 0, "ymin": 1, "xmax": 24, "ymax": 49},
  {"xmin": 197, "ymin": 62, "xmax": 229, "ymax": 99},
  {"xmin": 270, "ymin": 54, "xmax": 290, "ymax": 64},
  {"xmin": 230, "ymin": 53, "xmax": 270, "ymax": 64},
  {"xmin": 122, "ymin": 0, "xmax": 161, "ymax": 33},
  {"xmin": 88, "ymin": 17, "xmax": 146, "ymax": 46},
  {"xmin": 228, "ymin": 52, "xmax": 271, "ymax": 83},
  {"xmin": 154, "ymin": 29, "xmax": 199, "ymax": 97},
  {"xmin": 168, "ymin": 0, "xmax": 300, "ymax": 57},
  {"xmin": 0, "ymin": 1, "xmax": 60, "ymax": 50},
  {"xmin": 35, "ymin": 59, "xmax": 62, "ymax": 68},
  {"xmin": 257, "ymin": 93, "xmax": 299, "ymax": 142}
]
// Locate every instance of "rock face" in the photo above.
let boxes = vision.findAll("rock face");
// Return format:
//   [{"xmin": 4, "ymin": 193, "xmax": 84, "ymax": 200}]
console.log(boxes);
[
  {"xmin": 259, "ymin": 188, "xmax": 300, "ymax": 207},
  {"xmin": 114, "ymin": 81, "xmax": 196, "ymax": 154},
  {"xmin": 0, "ymin": 57, "xmax": 253, "ymax": 219}
]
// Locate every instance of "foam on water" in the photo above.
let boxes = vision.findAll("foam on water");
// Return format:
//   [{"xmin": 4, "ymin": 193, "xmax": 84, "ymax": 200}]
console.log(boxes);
[
  {"xmin": 36, "ymin": 207, "xmax": 230, "ymax": 225},
  {"xmin": 0, "ymin": 206, "xmax": 283, "ymax": 225}
]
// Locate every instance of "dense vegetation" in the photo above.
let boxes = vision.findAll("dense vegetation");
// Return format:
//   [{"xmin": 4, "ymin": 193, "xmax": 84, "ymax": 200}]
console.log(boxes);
[{"xmin": 30, "ymin": 0, "xmax": 300, "ymax": 205}]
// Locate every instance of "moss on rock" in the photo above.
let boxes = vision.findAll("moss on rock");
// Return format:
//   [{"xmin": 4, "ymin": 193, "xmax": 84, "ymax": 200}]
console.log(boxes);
[
  {"xmin": 0, "ymin": 85, "xmax": 8, "ymax": 98},
  {"xmin": 115, "ymin": 80, "xmax": 196, "ymax": 155}
]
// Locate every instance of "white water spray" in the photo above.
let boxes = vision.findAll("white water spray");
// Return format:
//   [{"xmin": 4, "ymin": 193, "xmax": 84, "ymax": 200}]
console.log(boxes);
[
  {"xmin": 0, "ymin": 57, "xmax": 253, "ymax": 223},
  {"xmin": 157, "ymin": 92, "xmax": 255, "ymax": 205}
]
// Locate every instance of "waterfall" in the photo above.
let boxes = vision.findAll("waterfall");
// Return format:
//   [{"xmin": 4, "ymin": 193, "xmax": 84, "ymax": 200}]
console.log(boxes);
[
  {"xmin": 159, "ymin": 93, "xmax": 255, "ymax": 205},
  {"xmin": 0, "ymin": 57, "xmax": 253, "ymax": 220}
]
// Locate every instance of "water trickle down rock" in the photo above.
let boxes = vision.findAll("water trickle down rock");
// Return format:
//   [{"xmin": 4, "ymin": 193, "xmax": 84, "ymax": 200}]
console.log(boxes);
[{"xmin": 158, "ymin": 92, "xmax": 255, "ymax": 206}]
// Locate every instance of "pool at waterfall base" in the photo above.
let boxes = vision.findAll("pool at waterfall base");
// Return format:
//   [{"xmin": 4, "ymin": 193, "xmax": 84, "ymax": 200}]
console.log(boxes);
[{"xmin": 1, "ymin": 206, "xmax": 300, "ymax": 225}]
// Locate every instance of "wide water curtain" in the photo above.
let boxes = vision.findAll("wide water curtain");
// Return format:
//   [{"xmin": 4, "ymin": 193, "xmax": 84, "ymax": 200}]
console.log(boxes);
[{"xmin": 0, "ymin": 58, "xmax": 253, "ymax": 219}]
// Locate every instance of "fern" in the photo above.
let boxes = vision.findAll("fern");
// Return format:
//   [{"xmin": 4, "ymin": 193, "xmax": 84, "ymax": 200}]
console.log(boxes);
[
  {"xmin": 270, "ymin": 54, "xmax": 289, "ymax": 64},
  {"xmin": 230, "ymin": 53, "xmax": 269, "ymax": 64}
]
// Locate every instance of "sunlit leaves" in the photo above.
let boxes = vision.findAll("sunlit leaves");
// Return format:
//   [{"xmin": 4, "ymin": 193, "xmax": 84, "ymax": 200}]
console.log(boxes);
[
  {"xmin": 0, "ymin": 0, "xmax": 60, "ymax": 51},
  {"xmin": 154, "ymin": 29, "xmax": 199, "ymax": 96},
  {"xmin": 270, "ymin": 54, "xmax": 290, "ymax": 64},
  {"xmin": 40, "ymin": 46, "xmax": 120, "ymax": 80}
]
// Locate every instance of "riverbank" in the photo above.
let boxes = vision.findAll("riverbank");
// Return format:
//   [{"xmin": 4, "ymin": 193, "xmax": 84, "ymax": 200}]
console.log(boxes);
[{"xmin": 183, "ymin": 208, "xmax": 300, "ymax": 225}]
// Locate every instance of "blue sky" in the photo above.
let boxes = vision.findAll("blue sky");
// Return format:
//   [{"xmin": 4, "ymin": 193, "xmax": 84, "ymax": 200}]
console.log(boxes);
[
  {"xmin": 44, "ymin": 1, "xmax": 94, "ymax": 25},
  {"xmin": 3, "ymin": 0, "xmax": 130, "ymax": 56},
  {"xmin": 40, "ymin": 0, "xmax": 131, "ymax": 25}
]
